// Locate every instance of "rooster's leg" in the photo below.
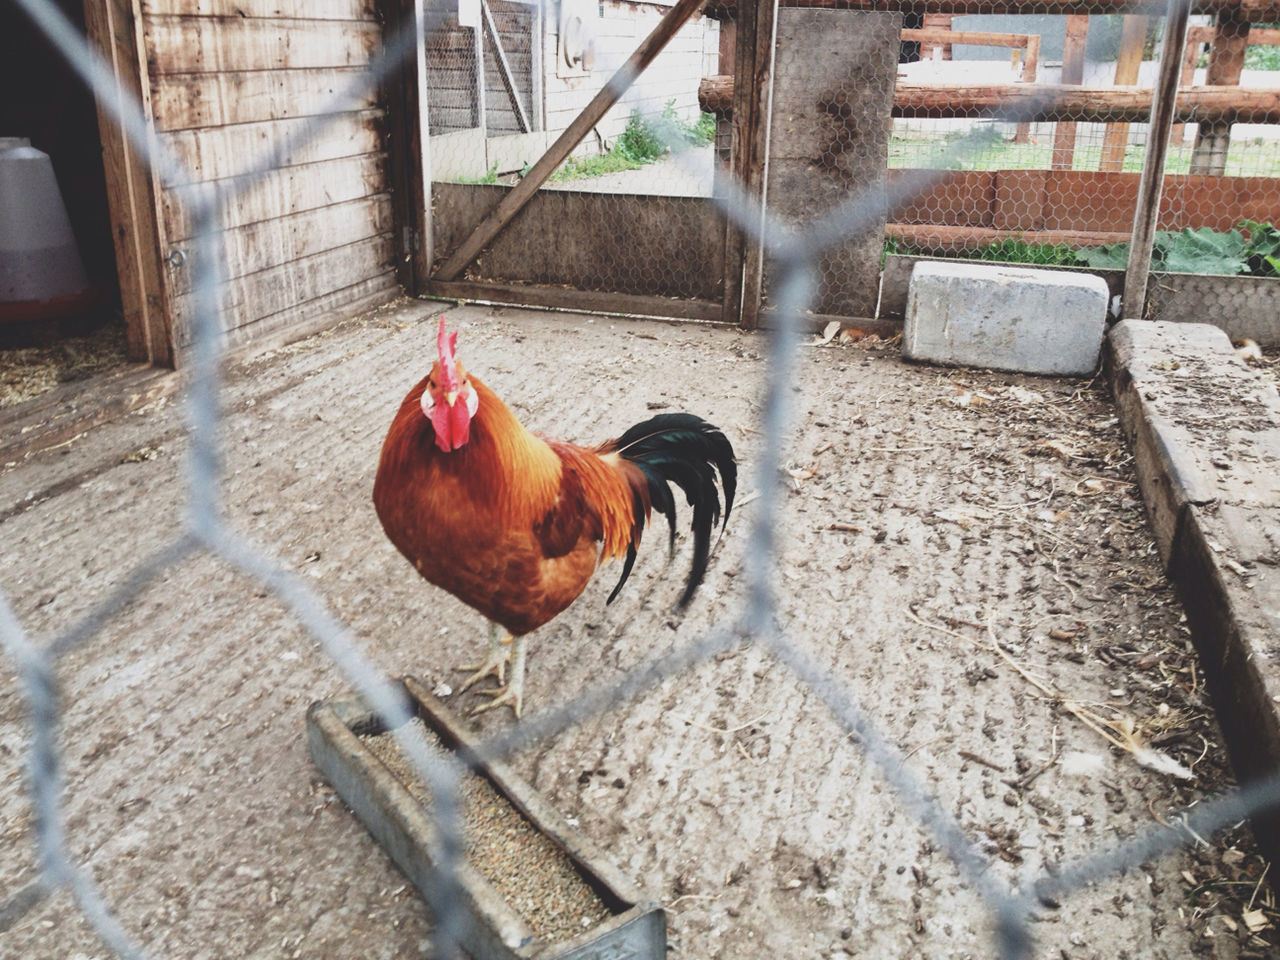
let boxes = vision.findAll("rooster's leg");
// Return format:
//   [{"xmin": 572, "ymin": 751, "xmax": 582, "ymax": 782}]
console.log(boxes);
[
  {"xmin": 471, "ymin": 634, "xmax": 526, "ymax": 718},
  {"xmin": 456, "ymin": 623, "xmax": 511, "ymax": 692}
]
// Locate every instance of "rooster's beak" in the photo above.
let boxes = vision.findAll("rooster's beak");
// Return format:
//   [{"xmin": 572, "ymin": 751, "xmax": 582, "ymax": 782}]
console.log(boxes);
[{"xmin": 444, "ymin": 390, "xmax": 459, "ymax": 407}]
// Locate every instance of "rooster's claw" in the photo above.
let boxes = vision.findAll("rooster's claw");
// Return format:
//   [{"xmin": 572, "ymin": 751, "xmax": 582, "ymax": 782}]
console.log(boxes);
[{"xmin": 470, "ymin": 685, "xmax": 523, "ymax": 719}]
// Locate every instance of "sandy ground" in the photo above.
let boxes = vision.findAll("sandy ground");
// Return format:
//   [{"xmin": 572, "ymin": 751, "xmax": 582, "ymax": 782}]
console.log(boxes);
[{"xmin": 1, "ymin": 300, "xmax": 1275, "ymax": 959}]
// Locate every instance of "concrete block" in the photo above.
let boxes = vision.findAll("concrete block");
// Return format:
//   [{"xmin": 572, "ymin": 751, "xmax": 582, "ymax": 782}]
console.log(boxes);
[{"xmin": 903, "ymin": 261, "xmax": 1109, "ymax": 376}]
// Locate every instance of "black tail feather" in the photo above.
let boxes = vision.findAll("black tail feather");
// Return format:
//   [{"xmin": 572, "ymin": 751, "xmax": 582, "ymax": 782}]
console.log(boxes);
[{"xmin": 605, "ymin": 413, "xmax": 737, "ymax": 607}]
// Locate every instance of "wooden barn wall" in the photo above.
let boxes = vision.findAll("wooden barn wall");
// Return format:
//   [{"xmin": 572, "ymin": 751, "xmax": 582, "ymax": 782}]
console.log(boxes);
[
  {"xmin": 141, "ymin": 0, "xmax": 400, "ymax": 353},
  {"xmin": 431, "ymin": 182, "xmax": 723, "ymax": 300}
]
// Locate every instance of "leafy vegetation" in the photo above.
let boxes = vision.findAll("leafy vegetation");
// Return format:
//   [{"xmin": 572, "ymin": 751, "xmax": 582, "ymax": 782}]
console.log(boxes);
[
  {"xmin": 971, "ymin": 238, "xmax": 1083, "ymax": 268},
  {"xmin": 455, "ymin": 162, "xmax": 500, "ymax": 185},
  {"xmin": 551, "ymin": 100, "xmax": 716, "ymax": 183},
  {"xmin": 549, "ymin": 150, "xmax": 645, "ymax": 182},
  {"xmin": 887, "ymin": 222, "xmax": 1280, "ymax": 278},
  {"xmin": 1076, "ymin": 222, "xmax": 1280, "ymax": 277},
  {"xmin": 1245, "ymin": 42, "xmax": 1280, "ymax": 71}
]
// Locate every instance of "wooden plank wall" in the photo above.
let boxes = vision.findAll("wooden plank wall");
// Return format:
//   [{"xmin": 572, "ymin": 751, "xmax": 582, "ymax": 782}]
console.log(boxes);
[{"xmin": 141, "ymin": 0, "xmax": 400, "ymax": 353}]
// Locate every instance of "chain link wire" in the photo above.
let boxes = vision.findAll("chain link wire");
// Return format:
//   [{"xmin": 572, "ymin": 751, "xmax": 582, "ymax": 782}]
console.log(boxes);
[{"xmin": 4, "ymin": 0, "xmax": 1280, "ymax": 958}]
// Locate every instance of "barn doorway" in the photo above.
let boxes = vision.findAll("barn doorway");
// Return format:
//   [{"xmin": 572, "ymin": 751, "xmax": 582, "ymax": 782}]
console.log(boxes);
[{"xmin": 1, "ymin": 0, "xmax": 129, "ymax": 409}]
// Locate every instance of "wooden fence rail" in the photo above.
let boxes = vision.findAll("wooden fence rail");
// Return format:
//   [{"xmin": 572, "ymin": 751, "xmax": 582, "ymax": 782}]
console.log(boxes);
[
  {"xmin": 699, "ymin": 76, "xmax": 1280, "ymax": 125},
  {"xmin": 703, "ymin": 0, "xmax": 1280, "ymax": 19}
]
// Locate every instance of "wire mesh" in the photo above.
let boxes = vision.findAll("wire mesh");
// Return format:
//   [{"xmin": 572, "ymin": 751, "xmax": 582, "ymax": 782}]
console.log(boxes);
[
  {"xmin": 886, "ymin": 4, "xmax": 1280, "ymax": 316},
  {"xmin": 3, "ymin": 0, "xmax": 1280, "ymax": 958}
]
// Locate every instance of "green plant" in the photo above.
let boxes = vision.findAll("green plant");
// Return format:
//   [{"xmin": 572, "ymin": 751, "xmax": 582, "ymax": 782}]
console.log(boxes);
[
  {"xmin": 616, "ymin": 112, "xmax": 667, "ymax": 164},
  {"xmin": 1245, "ymin": 43, "xmax": 1280, "ymax": 70},
  {"xmin": 549, "ymin": 150, "xmax": 645, "ymax": 182},
  {"xmin": 883, "ymin": 236, "xmax": 1081, "ymax": 268},
  {"xmin": 974, "ymin": 238, "xmax": 1082, "ymax": 267},
  {"xmin": 1075, "ymin": 222, "xmax": 1280, "ymax": 277},
  {"xmin": 456, "ymin": 162, "xmax": 499, "ymax": 185},
  {"xmin": 885, "ymin": 223, "xmax": 1280, "ymax": 279}
]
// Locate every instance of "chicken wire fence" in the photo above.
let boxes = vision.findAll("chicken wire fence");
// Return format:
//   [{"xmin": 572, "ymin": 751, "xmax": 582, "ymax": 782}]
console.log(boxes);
[
  {"xmin": 427, "ymin": 0, "xmax": 1280, "ymax": 322},
  {"xmin": 4, "ymin": 0, "xmax": 1280, "ymax": 958},
  {"xmin": 883, "ymin": 4, "xmax": 1280, "ymax": 323}
]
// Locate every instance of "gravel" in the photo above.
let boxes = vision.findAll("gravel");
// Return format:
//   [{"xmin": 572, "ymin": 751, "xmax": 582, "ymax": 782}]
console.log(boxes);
[{"xmin": 362, "ymin": 718, "xmax": 613, "ymax": 944}]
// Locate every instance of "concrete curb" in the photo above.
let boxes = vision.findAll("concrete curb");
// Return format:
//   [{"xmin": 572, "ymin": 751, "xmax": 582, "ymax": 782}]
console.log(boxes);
[{"xmin": 1107, "ymin": 320, "xmax": 1280, "ymax": 866}]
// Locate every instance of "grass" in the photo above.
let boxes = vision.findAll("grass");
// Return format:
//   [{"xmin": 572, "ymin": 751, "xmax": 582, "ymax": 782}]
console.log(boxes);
[
  {"xmin": 548, "ymin": 150, "xmax": 646, "ymax": 182},
  {"xmin": 454, "ymin": 162, "xmax": 500, "ymax": 185},
  {"xmin": 888, "ymin": 132, "xmax": 1280, "ymax": 179}
]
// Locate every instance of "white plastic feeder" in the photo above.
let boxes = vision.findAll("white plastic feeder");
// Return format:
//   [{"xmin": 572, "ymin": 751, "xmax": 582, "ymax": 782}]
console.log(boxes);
[{"xmin": 0, "ymin": 139, "xmax": 97, "ymax": 323}]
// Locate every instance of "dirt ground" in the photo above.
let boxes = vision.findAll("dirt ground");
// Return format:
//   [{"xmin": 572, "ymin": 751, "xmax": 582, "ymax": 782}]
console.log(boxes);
[{"xmin": 1, "ymin": 300, "xmax": 1276, "ymax": 959}]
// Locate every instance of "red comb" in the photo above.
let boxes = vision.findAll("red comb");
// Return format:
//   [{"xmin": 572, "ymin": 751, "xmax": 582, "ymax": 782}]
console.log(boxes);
[{"xmin": 437, "ymin": 316, "xmax": 461, "ymax": 392}]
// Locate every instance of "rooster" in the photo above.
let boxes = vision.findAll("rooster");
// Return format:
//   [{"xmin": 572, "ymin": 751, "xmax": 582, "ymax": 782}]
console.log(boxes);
[{"xmin": 373, "ymin": 317, "xmax": 736, "ymax": 717}]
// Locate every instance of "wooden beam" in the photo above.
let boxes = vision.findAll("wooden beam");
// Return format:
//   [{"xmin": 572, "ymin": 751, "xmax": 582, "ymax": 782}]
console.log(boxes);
[
  {"xmin": 730, "ymin": 0, "xmax": 778, "ymax": 330},
  {"xmin": 1122, "ymin": 0, "xmax": 1191, "ymax": 319},
  {"xmin": 432, "ymin": 0, "xmax": 705, "ymax": 282},
  {"xmin": 472, "ymin": 6, "xmax": 486, "ymax": 133},
  {"xmin": 1100, "ymin": 15, "xmax": 1149, "ymax": 171},
  {"xmin": 1051, "ymin": 14, "xmax": 1089, "ymax": 171},
  {"xmin": 1014, "ymin": 33, "xmax": 1040, "ymax": 142},
  {"xmin": 423, "ymin": 279, "xmax": 725, "ymax": 322},
  {"xmin": 481, "ymin": 0, "xmax": 531, "ymax": 134},
  {"xmin": 382, "ymin": 0, "xmax": 429, "ymax": 295},
  {"xmin": 701, "ymin": 78, "xmax": 1280, "ymax": 125},
  {"xmin": 893, "ymin": 84, "xmax": 1280, "ymax": 124},
  {"xmin": 1191, "ymin": 12, "xmax": 1250, "ymax": 175},
  {"xmin": 901, "ymin": 27, "xmax": 1032, "ymax": 51},
  {"xmin": 83, "ymin": 0, "xmax": 175, "ymax": 367},
  {"xmin": 886, "ymin": 222, "xmax": 1130, "ymax": 250},
  {"xmin": 1171, "ymin": 24, "xmax": 1204, "ymax": 144},
  {"xmin": 704, "ymin": 0, "xmax": 1280, "ymax": 18}
]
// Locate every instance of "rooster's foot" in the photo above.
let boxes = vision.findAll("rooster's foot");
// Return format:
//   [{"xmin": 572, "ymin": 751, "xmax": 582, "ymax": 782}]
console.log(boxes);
[
  {"xmin": 467, "ymin": 634, "xmax": 527, "ymax": 720},
  {"xmin": 455, "ymin": 627, "xmax": 512, "ymax": 692},
  {"xmin": 470, "ymin": 682, "xmax": 523, "ymax": 719}
]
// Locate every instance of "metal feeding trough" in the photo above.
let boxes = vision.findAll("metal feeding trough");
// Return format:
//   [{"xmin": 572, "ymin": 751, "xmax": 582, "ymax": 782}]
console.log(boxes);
[{"xmin": 306, "ymin": 676, "xmax": 666, "ymax": 959}]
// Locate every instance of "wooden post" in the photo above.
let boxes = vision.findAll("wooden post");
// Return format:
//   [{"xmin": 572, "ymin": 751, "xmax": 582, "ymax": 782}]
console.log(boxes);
[
  {"xmin": 922, "ymin": 13, "xmax": 953, "ymax": 58},
  {"xmin": 1014, "ymin": 33, "xmax": 1040, "ymax": 143},
  {"xmin": 531, "ymin": 0, "xmax": 544, "ymax": 131},
  {"xmin": 83, "ymin": 0, "xmax": 174, "ymax": 366},
  {"xmin": 1051, "ymin": 14, "xmax": 1090, "ymax": 171},
  {"xmin": 1190, "ymin": 11, "xmax": 1251, "ymax": 174},
  {"xmin": 1122, "ymin": 0, "xmax": 1192, "ymax": 320},
  {"xmin": 432, "ymin": 0, "xmax": 706, "ymax": 282},
  {"xmin": 1169, "ymin": 26, "xmax": 1202, "ymax": 145},
  {"xmin": 383, "ymin": 0, "xmax": 433, "ymax": 295},
  {"xmin": 473, "ymin": 11, "xmax": 487, "ymax": 135},
  {"xmin": 725, "ymin": 0, "xmax": 779, "ymax": 329},
  {"xmin": 1099, "ymin": 14, "xmax": 1149, "ymax": 171}
]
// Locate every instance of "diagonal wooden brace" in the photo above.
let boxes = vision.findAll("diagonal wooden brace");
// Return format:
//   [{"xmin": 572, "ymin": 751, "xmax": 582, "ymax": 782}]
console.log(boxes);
[{"xmin": 432, "ymin": 0, "xmax": 705, "ymax": 282}]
